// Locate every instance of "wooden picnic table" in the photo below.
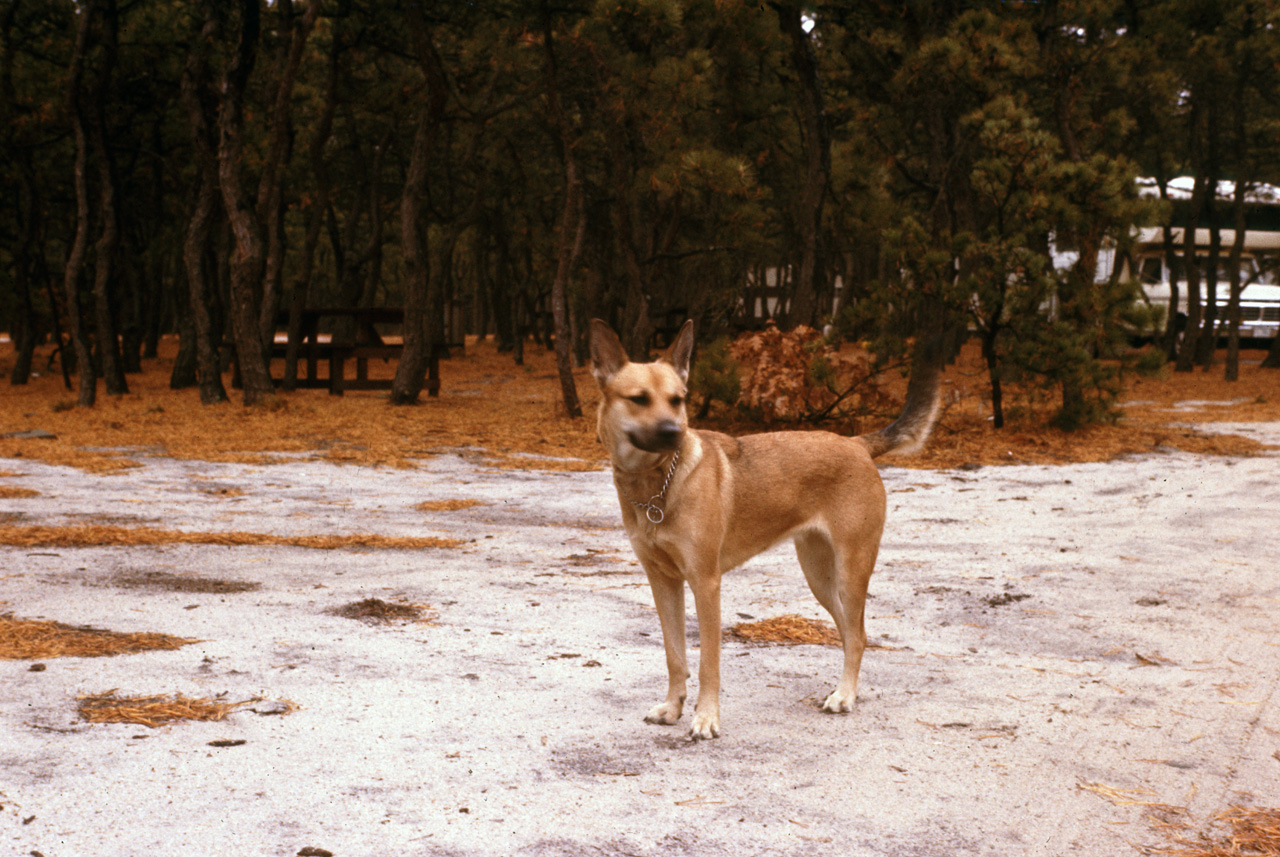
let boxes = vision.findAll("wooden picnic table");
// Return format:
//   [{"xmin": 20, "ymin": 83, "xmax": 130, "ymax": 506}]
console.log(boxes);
[
  {"xmin": 276, "ymin": 307, "xmax": 406, "ymax": 395},
  {"xmin": 225, "ymin": 306, "xmax": 457, "ymax": 397}
]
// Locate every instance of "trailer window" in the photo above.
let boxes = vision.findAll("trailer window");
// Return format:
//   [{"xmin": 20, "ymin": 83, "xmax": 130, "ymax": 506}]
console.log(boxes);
[{"xmin": 1139, "ymin": 257, "xmax": 1163, "ymax": 284}]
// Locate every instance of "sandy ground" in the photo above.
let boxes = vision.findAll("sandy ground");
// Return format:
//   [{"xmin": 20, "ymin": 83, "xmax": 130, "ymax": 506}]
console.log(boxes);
[{"xmin": 2, "ymin": 422, "xmax": 1279, "ymax": 857}]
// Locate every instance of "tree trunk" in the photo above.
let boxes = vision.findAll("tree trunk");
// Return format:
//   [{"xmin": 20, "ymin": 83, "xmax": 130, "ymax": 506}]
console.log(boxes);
[
  {"xmin": 542, "ymin": 2, "xmax": 582, "ymax": 418},
  {"xmin": 392, "ymin": 111, "xmax": 434, "ymax": 404},
  {"xmin": 334, "ymin": 127, "xmax": 393, "ymax": 320},
  {"xmin": 180, "ymin": 0, "xmax": 229, "ymax": 403},
  {"xmin": 185, "ymin": 166, "xmax": 230, "ymax": 404},
  {"xmin": 63, "ymin": 0, "xmax": 98, "ymax": 407},
  {"xmin": 10, "ymin": 260, "xmax": 36, "ymax": 386},
  {"xmin": 86, "ymin": 0, "xmax": 127, "ymax": 396},
  {"xmin": 1174, "ymin": 173, "xmax": 1209, "ymax": 373},
  {"xmin": 256, "ymin": 0, "xmax": 319, "ymax": 348},
  {"xmin": 216, "ymin": 0, "xmax": 274, "ymax": 405},
  {"xmin": 607, "ymin": 124, "xmax": 653, "ymax": 360},
  {"xmin": 285, "ymin": 25, "xmax": 340, "ymax": 390},
  {"xmin": 1196, "ymin": 215, "xmax": 1222, "ymax": 370},
  {"xmin": 4, "ymin": 2, "xmax": 35, "ymax": 386},
  {"xmin": 490, "ymin": 217, "xmax": 518, "ymax": 354},
  {"xmin": 390, "ymin": 6, "xmax": 449, "ymax": 405},
  {"xmin": 1161, "ymin": 226, "xmax": 1183, "ymax": 361},
  {"xmin": 1223, "ymin": 180, "xmax": 1248, "ymax": 382},
  {"xmin": 773, "ymin": 1, "xmax": 829, "ymax": 329},
  {"xmin": 169, "ymin": 283, "xmax": 198, "ymax": 389},
  {"xmin": 1262, "ymin": 334, "xmax": 1280, "ymax": 368},
  {"xmin": 9, "ymin": 162, "xmax": 39, "ymax": 386},
  {"xmin": 1223, "ymin": 49, "xmax": 1251, "ymax": 382}
]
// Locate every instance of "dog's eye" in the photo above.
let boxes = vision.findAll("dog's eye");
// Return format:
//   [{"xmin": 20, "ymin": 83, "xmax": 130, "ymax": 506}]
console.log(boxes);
[
  {"xmin": 627, "ymin": 393, "xmax": 650, "ymax": 407},
  {"xmin": 670, "ymin": 395, "xmax": 684, "ymax": 408}
]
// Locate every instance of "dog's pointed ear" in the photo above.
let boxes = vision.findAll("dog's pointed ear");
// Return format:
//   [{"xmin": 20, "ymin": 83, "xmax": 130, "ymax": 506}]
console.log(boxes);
[
  {"xmin": 589, "ymin": 319, "xmax": 629, "ymax": 388},
  {"xmin": 662, "ymin": 319, "xmax": 695, "ymax": 384}
]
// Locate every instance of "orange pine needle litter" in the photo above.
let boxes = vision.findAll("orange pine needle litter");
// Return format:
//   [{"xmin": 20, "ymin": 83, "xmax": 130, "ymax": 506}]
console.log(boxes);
[
  {"xmin": 0, "ymin": 613, "xmax": 195, "ymax": 660},
  {"xmin": 0, "ymin": 524, "xmax": 461, "ymax": 550},
  {"xmin": 2, "ymin": 336, "xmax": 1277, "ymax": 476},
  {"xmin": 1080, "ymin": 780, "xmax": 1280, "ymax": 856},
  {"xmin": 730, "ymin": 614, "xmax": 842, "ymax": 647},
  {"xmin": 75, "ymin": 692, "xmax": 271, "ymax": 728},
  {"xmin": 1156, "ymin": 807, "xmax": 1280, "ymax": 857},
  {"xmin": 414, "ymin": 499, "xmax": 488, "ymax": 512},
  {"xmin": 0, "ymin": 485, "xmax": 40, "ymax": 498}
]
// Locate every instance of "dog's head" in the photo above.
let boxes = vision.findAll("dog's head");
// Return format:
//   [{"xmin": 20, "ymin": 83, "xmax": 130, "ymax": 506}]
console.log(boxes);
[{"xmin": 589, "ymin": 319, "xmax": 694, "ymax": 469}]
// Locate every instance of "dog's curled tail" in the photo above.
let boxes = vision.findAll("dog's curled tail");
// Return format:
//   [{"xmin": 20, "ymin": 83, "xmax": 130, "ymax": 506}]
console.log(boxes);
[{"xmin": 860, "ymin": 363, "xmax": 942, "ymax": 459}]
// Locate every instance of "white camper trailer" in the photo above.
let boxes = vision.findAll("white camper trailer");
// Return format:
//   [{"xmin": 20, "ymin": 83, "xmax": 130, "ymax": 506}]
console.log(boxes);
[
  {"xmin": 1124, "ymin": 179, "xmax": 1280, "ymax": 341},
  {"xmin": 1125, "ymin": 227, "xmax": 1280, "ymax": 340}
]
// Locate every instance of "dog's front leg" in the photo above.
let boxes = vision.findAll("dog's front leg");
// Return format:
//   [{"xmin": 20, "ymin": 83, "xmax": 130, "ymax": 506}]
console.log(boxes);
[
  {"xmin": 643, "ymin": 568, "xmax": 689, "ymax": 726},
  {"xmin": 688, "ymin": 575, "xmax": 722, "ymax": 740}
]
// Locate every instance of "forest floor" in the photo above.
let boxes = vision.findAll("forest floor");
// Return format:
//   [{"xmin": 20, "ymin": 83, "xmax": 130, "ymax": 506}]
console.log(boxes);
[
  {"xmin": 0, "ymin": 334, "xmax": 1278, "ymax": 474},
  {"xmin": 1, "ymin": 336, "xmax": 1279, "ymax": 857}
]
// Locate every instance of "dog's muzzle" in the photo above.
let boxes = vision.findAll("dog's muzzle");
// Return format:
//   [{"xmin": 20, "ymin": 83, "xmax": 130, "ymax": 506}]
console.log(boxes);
[{"xmin": 629, "ymin": 420, "xmax": 683, "ymax": 453}]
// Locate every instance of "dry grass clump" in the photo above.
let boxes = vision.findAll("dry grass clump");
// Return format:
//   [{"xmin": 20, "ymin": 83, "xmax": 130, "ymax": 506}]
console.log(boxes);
[
  {"xmin": 1079, "ymin": 780, "xmax": 1280, "ymax": 856},
  {"xmin": 0, "ymin": 613, "xmax": 195, "ymax": 660},
  {"xmin": 0, "ymin": 484, "xmax": 40, "ymax": 498},
  {"xmin": 329, "ymin": 598, "xmax": 435, "ymax": 624},
  {"xmin": 730, "ymin": 614, "xmax": 842, "ymax": 646},
  {"xmin": 1078, "ymin": 779, "xmax": 1168, "ymax": 807},
  {"xmin": 77, "ymin": 691, "xmax": 248, "ymax": 727},
  {"xmin": 1153, "ymin": 807, "xmax": 1280, "ymax": 857},
  {"xmin": 414, "ymin": 499, "xmax": 488, "ymax": 512},
  {"xmin": 0, "ymin": 523, "xmax": 461, "ymax": 550}
]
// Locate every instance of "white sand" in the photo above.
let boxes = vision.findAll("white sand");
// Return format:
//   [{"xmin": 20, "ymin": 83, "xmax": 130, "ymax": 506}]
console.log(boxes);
[{"xmin": 2, "ymin": 423, "xmax": 1278, "ymax": 856}]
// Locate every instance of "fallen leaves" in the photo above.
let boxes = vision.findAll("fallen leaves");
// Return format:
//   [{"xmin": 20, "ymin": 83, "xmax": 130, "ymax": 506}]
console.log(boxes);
[{"xmin": 729, "ymin": 324, "xmax": 894, "ymax": 424}]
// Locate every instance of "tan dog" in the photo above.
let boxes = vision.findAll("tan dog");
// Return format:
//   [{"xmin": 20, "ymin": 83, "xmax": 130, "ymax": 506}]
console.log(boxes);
[{"xmin": 590, "ymin": 318, "xmax": 940, "ymax": 740}]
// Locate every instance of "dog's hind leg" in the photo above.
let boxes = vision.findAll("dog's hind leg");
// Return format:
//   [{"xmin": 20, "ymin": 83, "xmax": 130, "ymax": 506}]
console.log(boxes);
[
  {"xmin": 795, "ymin": 530, "xmax": 876, "ymax": 714},
  {"xmin": 643, "ymin": 568, "xmax": 690, "ymax": 727},
  {"xmin": 795, "ymin": 529, "xmax": 840, "ymax": 616}
]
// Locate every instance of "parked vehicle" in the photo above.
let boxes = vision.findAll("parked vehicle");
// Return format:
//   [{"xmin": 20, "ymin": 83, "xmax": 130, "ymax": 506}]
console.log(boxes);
[{"xmin": 1122, "ymin": 226, "xmax": 1280, "ymax": 342}]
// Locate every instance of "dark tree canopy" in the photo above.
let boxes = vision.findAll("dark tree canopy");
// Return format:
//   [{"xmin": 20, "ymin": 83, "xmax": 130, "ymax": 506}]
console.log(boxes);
[{"xmin": 2, "ymin": 0, "xmax": 1278, "ymax": 421}]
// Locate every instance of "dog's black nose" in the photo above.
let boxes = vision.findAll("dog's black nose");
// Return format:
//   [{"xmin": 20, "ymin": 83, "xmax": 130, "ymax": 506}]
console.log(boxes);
[
  {"xmin": 654, "ymin": 420, "xmax": 683, "ymax": 446},
  {"xmin": 656, "ymin": 420, "xmax": 681, "ymax": 440},
  {"xmin": 631, "ymin": 421, "xmax": 683, "ymax": 452}
]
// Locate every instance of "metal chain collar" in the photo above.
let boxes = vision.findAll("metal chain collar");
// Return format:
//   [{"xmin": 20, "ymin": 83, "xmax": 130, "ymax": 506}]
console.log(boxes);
[{"xmin": 626, "ymin": 449, "xmax": 681, "ymax": 525}]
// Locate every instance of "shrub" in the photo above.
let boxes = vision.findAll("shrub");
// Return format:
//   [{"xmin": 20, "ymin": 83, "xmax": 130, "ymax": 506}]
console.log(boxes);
[{"xmin": 725, "ymin": 324, "xmax": 894, "ymax": 425}]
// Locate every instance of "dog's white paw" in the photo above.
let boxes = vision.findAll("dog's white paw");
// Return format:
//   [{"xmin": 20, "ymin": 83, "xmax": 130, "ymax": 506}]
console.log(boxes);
[
  {"xmin": 644, "ymin": 701, "xmax": 683, "ymax": 726},
  {"xmin": 688, "ymin": 710, "xmax": 720, "ymax": 741},
  {"xmin": 821, "ymin": 688, "xmax": 856, "ymax": 714}
]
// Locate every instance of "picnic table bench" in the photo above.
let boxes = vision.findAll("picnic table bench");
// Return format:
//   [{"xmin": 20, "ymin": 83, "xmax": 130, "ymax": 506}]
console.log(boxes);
[
  {"xmin": 228, "ymin": 306, "xmax": 462, "ymax": 396},
  {"xmin": 273, "ymin": 307, "xmax": 458, "ymax": 397},
  {"xmin": 275, "ymin": 307, "xmax": 405, "ymax": 396}
]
